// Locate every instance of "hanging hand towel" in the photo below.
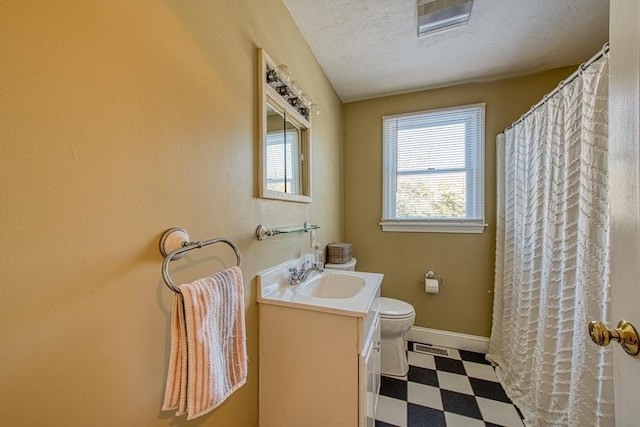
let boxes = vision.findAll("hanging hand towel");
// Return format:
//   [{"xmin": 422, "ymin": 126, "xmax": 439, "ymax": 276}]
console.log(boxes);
[{"xmin": 162, "ymin": 266, "xmax": 247, "ymax": 420}]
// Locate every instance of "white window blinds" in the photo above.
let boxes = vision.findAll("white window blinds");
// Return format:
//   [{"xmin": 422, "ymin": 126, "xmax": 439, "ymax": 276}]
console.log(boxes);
[
  {"xmin": 382, "ymin": 103, "xmax": 486, "ymax": 233},
  {"xmin": 266, "ymin": 129, "xmax": 300, "ymax": 194}
]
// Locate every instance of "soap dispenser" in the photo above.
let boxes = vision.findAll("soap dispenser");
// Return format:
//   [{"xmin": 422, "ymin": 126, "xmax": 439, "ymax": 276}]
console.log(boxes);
[{"xmin": 312, "ymin": 242, "xmax": 324, "ymax": 267}]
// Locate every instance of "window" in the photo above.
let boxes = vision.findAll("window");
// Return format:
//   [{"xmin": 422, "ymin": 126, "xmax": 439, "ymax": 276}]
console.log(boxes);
[
  {"xmin": 381, "ymin": 103, "xmax": 486, "ymax": 233},
  {"xmin": 266, "ymin": 128, "xmax": 301, "ymax": 194}
]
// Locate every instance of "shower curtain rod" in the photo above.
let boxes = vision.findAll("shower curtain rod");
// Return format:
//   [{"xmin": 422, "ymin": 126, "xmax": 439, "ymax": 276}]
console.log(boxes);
[{"xmin": 505, "ymin": 42, "xmax": 610, "ymax": 132}]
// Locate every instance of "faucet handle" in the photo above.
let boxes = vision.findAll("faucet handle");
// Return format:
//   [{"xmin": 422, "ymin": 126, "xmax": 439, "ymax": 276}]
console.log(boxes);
[
  {"xmin": 289, "ymin": 267, "xmax": 304, "ymax": 285},
  {"xmin": 288, "ymin": 267, "xmax": 301, "ymax": 286}
]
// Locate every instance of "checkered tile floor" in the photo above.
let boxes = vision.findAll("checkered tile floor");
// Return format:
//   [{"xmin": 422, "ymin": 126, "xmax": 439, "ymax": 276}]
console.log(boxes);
[{"xmin": 375, "ymin": 342, "xmax": 524, "ymax": 427}]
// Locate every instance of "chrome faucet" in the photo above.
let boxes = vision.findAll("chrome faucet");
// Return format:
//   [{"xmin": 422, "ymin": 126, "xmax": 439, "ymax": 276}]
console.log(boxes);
[{"xmin": 288, "ymin": 261, "xmax": 324, "ymax": 285}]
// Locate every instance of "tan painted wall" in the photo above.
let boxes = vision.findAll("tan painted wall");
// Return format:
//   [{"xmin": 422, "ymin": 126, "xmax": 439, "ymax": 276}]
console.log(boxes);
[
  {"xmin": 343, "ymin": 67, "xmax": 577, "ymax": 337},
  {"xmin": 0, "ymin": 1, "xmax": 342, "ymax": 426}
]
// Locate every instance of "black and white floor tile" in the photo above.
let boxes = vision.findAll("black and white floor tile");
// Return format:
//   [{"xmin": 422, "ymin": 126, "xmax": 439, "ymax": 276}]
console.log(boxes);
[{"xmin": 375, "ymin": 342, "xmax": 524, "ymax": 427}]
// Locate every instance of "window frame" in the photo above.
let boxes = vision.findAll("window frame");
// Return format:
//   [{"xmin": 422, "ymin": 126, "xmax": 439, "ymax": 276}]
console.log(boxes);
[{"xmin": 381, "ymin": 103, "xmax": 487, "ymax": 234}]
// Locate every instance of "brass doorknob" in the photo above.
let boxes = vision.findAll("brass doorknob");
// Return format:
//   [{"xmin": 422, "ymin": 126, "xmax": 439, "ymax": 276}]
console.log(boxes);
[{"xmin": 588, "ymin": 320, "xmax": 639, "ymax": 356}]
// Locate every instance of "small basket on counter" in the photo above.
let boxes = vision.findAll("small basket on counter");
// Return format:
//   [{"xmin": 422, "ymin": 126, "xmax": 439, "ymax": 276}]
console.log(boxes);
[{"xmin": 325, "ymin": 242, "xmax": 353, "ymax": 264}]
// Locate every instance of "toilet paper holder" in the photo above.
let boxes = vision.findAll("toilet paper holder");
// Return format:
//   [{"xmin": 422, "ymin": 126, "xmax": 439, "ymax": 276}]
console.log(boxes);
[{"xmin": 425, "ymin": 270, "xmax": 443, "ymax": 285}]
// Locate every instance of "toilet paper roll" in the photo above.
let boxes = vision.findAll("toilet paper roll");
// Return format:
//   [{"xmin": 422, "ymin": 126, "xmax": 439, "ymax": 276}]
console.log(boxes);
[{"xmin": 425, "ymin": 278, "xmax": 439, "ymax": 294}]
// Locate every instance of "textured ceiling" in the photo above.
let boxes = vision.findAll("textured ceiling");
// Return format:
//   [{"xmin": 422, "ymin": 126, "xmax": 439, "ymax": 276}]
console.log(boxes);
[{"xmin": 282, "ymin": 0, "xmax": 610, "ymax": 102}]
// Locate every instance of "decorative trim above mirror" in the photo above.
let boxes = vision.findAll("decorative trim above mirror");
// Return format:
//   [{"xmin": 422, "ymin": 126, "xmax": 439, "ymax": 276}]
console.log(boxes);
[{"xmin": 258, "ymin": 48, "xmax": 314, "ymax": 203}]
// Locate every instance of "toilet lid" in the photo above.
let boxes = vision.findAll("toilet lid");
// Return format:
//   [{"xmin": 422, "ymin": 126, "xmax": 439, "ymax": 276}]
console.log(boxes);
[
  {"xmin": 324, "ymin": 258, "xmax": 357, "ymax": 270},
  {"xmin": 379, "ymin": 297, "xmax": 415, "ymax": 318}
]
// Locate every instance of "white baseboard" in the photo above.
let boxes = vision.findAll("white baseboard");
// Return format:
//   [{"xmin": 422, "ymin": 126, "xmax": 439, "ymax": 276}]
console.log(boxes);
[{"xmin": 406, "ymin": 326, "xmax": 490, "ymax": 354}]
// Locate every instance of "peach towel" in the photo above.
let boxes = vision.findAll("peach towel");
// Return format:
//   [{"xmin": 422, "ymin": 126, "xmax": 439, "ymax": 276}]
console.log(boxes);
[{"xmin": 162, "ymin": 266, "xmax": 247, "ymax": 420}]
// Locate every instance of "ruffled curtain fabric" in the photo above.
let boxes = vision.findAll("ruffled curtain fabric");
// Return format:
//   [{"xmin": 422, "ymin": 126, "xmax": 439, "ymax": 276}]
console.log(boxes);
[{"xmin": 488, "ymin": 54, "xmax": 613, "ymax": 426}]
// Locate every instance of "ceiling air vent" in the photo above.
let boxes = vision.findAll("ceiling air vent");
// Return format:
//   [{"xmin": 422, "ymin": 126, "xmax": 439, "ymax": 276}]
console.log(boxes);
[{"xmin": 417, "ymin": 0, "xmax": 473, "ymax": 36}]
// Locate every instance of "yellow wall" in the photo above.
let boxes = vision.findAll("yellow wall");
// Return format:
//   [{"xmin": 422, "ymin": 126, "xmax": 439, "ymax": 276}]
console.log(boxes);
[
  {"xmin": 0, "ymin": 1, "xmax": 342, "ymax": 425},
  {"xmin": 0, "ymin": 0, "xmax": 592, "ymax": 424},
  {"xmin": 343, "ymin": 67, "xmax": 576, "ymax": 337}
]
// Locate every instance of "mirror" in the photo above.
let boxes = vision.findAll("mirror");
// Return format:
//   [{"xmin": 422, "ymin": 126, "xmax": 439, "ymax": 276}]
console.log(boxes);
[
  {"xmin": 258, "ymin": 49, "xmax": 311, "ymax": 203},
  {"xmin": 265, "ymin": 102, "xmax": 302, "ymax": 194}
]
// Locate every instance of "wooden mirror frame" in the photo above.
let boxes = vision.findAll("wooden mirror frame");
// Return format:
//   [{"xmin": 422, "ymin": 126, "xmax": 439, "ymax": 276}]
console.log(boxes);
[{"xmin": 257, "ymin": 48, "xmax": 312, "ymax": 203}]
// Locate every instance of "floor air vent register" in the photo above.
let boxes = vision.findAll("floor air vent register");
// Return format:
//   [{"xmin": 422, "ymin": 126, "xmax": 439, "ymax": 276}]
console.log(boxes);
[{"xmin": 412, "ymin": 343, "xmax": 450, "ymax": 357}]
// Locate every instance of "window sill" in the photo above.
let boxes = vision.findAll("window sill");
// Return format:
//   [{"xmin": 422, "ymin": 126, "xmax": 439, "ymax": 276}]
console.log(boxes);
[{"xmin": 380, "ymin": 220, "xmax": 487, "ymax": 234}]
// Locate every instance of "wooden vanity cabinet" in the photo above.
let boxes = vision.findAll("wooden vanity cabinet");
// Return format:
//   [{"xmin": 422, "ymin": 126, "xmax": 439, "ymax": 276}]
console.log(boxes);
[{"xmin": 259, "ymin": 301, "xmax": 381, "ymax": 427}]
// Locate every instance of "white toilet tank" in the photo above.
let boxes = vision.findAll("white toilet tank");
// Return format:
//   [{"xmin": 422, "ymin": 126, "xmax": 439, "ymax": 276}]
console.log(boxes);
[{"xmin": 323, "ymin": 258, "xmax": 357, "ymax": 271}]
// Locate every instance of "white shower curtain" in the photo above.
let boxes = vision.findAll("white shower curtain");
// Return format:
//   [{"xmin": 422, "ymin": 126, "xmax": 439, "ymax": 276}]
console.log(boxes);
[{"xmin": 488, "ymin": 53, "xmax": 614, "ymax": 426}]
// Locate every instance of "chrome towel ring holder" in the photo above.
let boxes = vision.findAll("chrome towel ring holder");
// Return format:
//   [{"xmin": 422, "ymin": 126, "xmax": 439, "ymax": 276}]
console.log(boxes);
[{"xmin": 159, "ymin": 227, "xmax": 242, "ymax": 294}]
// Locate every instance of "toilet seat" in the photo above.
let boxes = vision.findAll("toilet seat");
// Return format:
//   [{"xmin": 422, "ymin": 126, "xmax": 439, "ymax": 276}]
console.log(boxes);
[{"xmin": 379, "ymin": 297, "xmax": 415, "ymax": 319}]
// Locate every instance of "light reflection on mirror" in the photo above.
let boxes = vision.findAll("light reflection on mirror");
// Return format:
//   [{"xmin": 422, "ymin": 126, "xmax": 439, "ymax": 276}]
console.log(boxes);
[{"xmin": 266, "ymin": 102, "xmax": 303, "ymax": 195}]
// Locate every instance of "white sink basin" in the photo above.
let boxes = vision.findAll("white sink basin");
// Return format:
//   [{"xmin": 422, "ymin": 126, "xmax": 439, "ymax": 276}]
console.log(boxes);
[
  {"xmin": 297, "ymin": 273, "xmax": 365, "ymax": 299},
  {"xmin": 257, "ymin": 256, "xmax": 383, "ymax": 316}
]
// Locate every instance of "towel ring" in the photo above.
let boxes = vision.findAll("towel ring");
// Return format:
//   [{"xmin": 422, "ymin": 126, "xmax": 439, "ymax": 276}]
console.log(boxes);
[{"xmin": 159, "ymin": 228, "xmax": 242, "ymax": 294}]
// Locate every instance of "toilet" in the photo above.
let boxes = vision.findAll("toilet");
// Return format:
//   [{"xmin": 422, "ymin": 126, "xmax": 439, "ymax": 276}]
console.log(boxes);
[
  {"xmin": 378, "ymin": 297, "xmax": 415, "ymax": 376},
  {"xmin": 323, "ymin": 257, "xmax": 357, "ymax": 271},
  {"xmin": 323, "ymin": 257, "xmax": 416, "ymax": 377}
]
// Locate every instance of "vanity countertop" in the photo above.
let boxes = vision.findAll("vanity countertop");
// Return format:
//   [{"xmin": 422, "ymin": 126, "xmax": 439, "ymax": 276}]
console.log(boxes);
[{"xmin": 256, "ymin": 257, "xmax": 383, "ymax": 317}]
